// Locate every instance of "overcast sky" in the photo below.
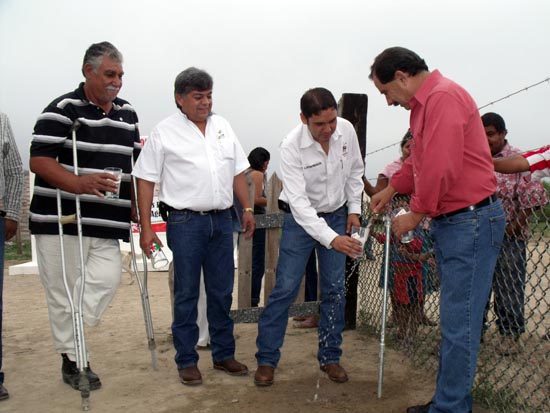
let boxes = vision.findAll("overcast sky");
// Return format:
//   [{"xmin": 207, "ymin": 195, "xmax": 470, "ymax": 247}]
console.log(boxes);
[{"xmin": 1, "ymin": 0, "xmax": 549, "ymax": 182}]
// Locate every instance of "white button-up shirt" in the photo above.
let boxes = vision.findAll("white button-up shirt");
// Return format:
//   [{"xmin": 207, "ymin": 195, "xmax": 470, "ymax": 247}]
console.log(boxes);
[
  {"xmin": 279, "ymin": 117, "xmax": 364, "ymax": 248},
  {"xmin": 133, "ymin": 111, "xmax": 249, "ymax": 210}
]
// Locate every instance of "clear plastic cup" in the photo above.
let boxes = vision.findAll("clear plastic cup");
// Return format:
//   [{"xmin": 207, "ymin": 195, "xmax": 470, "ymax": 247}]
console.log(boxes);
[
  {"xmin": 395, "ymin": 208, "xmax": 415, "ymax": 243},
  {"xmin": 351, "ymin": 225, "xmax": 368, "ymax": 259},
  {"xmin": 104, "ymin": 167, "xmax": 123, "ymax": 199},
  {"xmin": 150, "ymin": 243, "xmax": 168, "ymax": 269}
]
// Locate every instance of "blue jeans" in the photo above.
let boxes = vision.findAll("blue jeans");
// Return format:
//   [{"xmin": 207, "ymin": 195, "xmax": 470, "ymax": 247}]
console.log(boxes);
[
  {"xmin": 429, "ymin": 201, "xmax": 505, "ymax": 413},
  {"xmin": 251, "ymin": 228, "xmax": 266, "ymax": 307},
  {"xmin": 0, "ymin": 218, "xmax": 4, "ymax": 384},
  {"xmin": 166, "ymin": 209, "xmax": 236, "ymax": 369},
  {"xmin": 492, "ymin": 235, "xmax": 526, "ymax": 337},
  {"xmin": 256, "ymin": 206, "xmax": 347, "ymax": 367}
]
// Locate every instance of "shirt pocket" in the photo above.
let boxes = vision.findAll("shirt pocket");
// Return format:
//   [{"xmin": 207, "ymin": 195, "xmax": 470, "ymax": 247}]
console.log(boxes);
[{"xmin": 217, "ymin": 139, "xmax": 235, "ymax": 160}]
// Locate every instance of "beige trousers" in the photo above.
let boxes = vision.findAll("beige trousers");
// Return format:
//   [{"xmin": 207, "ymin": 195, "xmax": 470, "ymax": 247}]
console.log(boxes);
[{"xmin": 36, "ymin": 234, "xmax": 121, "ymax": 359}]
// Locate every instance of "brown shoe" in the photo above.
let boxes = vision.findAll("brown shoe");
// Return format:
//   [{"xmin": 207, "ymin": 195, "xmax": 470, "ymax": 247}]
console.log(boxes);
[
  {"xmin": 213, "ymin": 358, "xmax": 248, "ymax": 376},
  {"xmin": 254, "ymin": 365, "xmax": 275, "ymax": 386},
  {"xmin": 178, "ymin": 365, "xmax": 202, "ymax": 385},
  {"xmin": 320, "ymin": 363, "xmax": 348, "ymax": 383}
]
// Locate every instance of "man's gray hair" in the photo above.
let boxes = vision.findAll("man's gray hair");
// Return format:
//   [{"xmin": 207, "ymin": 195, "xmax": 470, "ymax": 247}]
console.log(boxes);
[
  {"xmin": 81, "ymin": 41, "xmax": 123, "ymax": 76},
  {"xmin": 174, "ymin": 67, "xmax": 213, "ymax": 99}
]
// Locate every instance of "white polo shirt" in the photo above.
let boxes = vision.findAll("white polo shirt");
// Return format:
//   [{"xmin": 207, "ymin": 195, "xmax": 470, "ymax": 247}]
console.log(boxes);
[
  {"xmin": 133, "ymin": 111, "xmax": 249, "ymax": 210},
  {"xmin": 279, "ymin": 117, "xmax": 364, "ymax": 248}
]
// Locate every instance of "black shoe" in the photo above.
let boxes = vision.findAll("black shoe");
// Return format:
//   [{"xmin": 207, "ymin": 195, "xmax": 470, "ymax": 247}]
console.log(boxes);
[
  {"xmin": 61, "ymin": 353, "xmax": 102, "ymax": 391},
  {"xmin": 0, "ymin": 383, "xmax": 9, "ymax": 401},
  {"xmin": 406, "ymin": 402, "xmax": 431, "ymax": 413}
]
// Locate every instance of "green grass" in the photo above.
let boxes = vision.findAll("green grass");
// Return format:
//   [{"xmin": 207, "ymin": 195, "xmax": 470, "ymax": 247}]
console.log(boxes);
[
  {"xmin": 472, "ymin": 380, "xmax": 527, "ymax": 413},
  {"xmin": 4, "ymin": 241, "xmax": 32, "ymax": 261}
]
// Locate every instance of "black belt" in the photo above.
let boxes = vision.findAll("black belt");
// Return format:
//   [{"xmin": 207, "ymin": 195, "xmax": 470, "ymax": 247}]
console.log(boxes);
[
  {"xmin": 434, "ymin": 194, "xmax": 497, "ymax": 220},
  {"xmin": 278, "ymin": 200, "xmax": 346, "ymax": 216},
  {"xmin": 159, "ymin": 202, "xmax": 228, "ymax": 221}
]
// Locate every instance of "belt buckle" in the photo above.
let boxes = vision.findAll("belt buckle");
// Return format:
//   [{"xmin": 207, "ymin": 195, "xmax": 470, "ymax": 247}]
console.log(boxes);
[{"xmin": 199, "ymin": 211, "xmax": 209, "ymax": 216}]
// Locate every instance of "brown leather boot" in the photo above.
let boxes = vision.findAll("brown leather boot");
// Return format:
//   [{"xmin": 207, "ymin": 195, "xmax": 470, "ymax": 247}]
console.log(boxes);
[{"xmin": 254, "ymin": 365, "xmax": 275, "ymax": 386}]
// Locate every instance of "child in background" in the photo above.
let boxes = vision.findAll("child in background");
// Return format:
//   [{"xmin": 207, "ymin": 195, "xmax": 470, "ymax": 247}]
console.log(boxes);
[{"xmin": 373, "ymin": 197, "xmax": 426, "ymax": 342}]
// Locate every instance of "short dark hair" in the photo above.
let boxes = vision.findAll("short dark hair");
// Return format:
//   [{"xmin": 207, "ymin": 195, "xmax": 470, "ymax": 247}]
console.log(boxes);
[
  {"xmin": 300, "ymin": 87, "xmax": 337, "ymax": 119},
  {"xmin": 82, "ymin": 41, "xmax": 123, "ymax": 76},
  {"xmin": 481, "ymin": 112, "xmax": 507, "ymax": 134},
  {"xmin": 174, "ymin": 67, "xmax": 213, "ymax": 108},
  {"xmin": 400, "ymin": 129, "xmax": 413, "ymax": 148},
  {"xmin": 369, "ymin": 47, "xmax": 429, "ymax": 84},
  {"xmin": 248, "ymin": 147, "xmax": 271, "ymax": 171}
]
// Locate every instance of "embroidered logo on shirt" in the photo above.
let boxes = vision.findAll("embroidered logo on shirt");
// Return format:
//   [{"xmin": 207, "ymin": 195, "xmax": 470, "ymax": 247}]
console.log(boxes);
[
  {"xmin": 342, "ymin": 142, "xmax": 348, "ymax": 156},
  {"xmin": 303, "ymin": 162, "xmax": 322, "ymax": 170}
]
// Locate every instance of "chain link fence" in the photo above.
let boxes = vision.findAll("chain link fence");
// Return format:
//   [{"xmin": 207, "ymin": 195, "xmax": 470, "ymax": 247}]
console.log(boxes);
[{"xmin": 355, "ymin": 196, "xmax": 550, "ymax": 413}]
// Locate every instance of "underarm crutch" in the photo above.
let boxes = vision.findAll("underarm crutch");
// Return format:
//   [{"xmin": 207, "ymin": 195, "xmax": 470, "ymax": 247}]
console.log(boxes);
[
  {"xmin": 56, "ymin": 119, "xmax": 91, "ymax": 410},
  {"xmin": 377, "ymin": 213, "xmax": 392, "ymax": 398},
  {"xmin": 128, "ymin": 157, "xmax": 158, "ymax": 370}
]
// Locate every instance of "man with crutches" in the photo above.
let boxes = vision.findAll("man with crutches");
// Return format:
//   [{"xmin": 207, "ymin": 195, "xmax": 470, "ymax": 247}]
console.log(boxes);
[{"xmin": 29, "ymin": 42, "xmax": 141, "ymax": 398}]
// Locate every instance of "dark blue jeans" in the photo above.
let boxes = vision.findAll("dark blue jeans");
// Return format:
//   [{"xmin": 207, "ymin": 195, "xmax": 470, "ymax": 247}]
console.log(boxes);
[
  {"xmin": 256, "ymin": 206, "xmax": 347, "ymax": 367},
  {"xmin": 166, "ymin": 209, "xmax": 236, "ymax": 369},
  {"xmin": 0, "ymin": 218, "xmax": 5, "ymax": 384},
  {"xmin": 429, "ymin": 201, "xmax": 505, "ymax": 413}
]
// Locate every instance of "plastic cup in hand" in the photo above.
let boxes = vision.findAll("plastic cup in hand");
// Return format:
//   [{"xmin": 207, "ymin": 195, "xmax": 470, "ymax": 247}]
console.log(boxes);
[
  {"xmin": 395, "ymin": 208, "xmax": 415, "ymax": 243},
  {"xmin": 150, "ymin": 243, "xmax": 168, "ymax": 269},
  {"xmin": 351, "ymin": 225, "xmax": 368, "ymax": 259},
  {"xmin": 104, "ymin": 167, "xmax": 122, "ymax": 199}
]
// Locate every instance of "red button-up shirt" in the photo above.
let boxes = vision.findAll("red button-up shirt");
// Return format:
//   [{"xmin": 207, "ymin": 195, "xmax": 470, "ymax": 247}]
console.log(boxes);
[{"xmin": 391, "ymin": 70, "xmax": 496, "ymax": 217}]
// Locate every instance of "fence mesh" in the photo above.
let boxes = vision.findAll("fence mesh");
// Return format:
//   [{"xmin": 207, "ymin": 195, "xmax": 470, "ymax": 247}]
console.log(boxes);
[{"xmin": 355, "ymin": 195, "xmax": 550, "ymax": 413}]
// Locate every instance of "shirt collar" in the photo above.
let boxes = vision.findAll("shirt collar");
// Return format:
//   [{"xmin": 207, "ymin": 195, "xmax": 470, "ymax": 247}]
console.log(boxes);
[
  {"xmin": 299, "ymin": 118, "xmax": 343, "ymax": 149},
  {"xmin": 75, "ymin": 82, "xmax": 123, "ymax": 112},
  {"xmin": 409, "ymin": 69, "xmax": 442, "ymax": 111}
]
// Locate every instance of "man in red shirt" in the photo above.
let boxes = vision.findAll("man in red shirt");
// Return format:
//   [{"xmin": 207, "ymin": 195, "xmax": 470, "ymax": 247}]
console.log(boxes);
[{"xmin": 369, "ymin": 47, "xmax": 506, "ymax": 413}]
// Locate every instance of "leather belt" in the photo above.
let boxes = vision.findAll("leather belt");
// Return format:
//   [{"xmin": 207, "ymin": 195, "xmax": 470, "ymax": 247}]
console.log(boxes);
[
  {"xmin": 159, "ymin": 201, "xmax": 228, "ymax": 221},
  {"xmin": 278, "ymin": 200, "xmax": 346, "ymax": 216},
  {"xmin": 434, "ymin": 194, "xmax": 497, "ymax": 220},
  {"xmin": 278, "ymin": 200, "xmax": 291, "ymax": 213}
]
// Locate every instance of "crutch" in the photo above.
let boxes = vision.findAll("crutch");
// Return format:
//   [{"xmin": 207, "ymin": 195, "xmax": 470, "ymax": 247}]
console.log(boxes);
[
  {"xmin": 128, "ymin": 157, "xmax": 158, "ymax": 370},
  {"xmin": 377, "ymin": 213, "xmax": 392, "ymax": 398},
  {"xmin": 56, "ymin": 119, "xmax": 91, "ymax": 411}
]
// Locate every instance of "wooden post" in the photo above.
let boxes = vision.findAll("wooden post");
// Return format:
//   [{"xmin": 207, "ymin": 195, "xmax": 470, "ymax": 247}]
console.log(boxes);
[
  {"xmin": 263, "ymin": 173, "xmax": 283, "ymax": 301},
  {"xmin": 237, "ymin": 175, "xmax": 254, "ymax": 308},
  {"xmin": 338, "ymin": 93, "xmax": 368, "ymax": 330}
]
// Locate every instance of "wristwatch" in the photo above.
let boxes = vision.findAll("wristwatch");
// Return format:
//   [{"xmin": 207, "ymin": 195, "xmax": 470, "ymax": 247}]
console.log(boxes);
[{"xmin": 243, "ymin": 207, "xmax": 254, "ymax": 214}]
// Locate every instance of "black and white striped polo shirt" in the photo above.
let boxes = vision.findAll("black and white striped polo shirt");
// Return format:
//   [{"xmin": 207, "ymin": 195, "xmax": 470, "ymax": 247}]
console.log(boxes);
[{"xmin": 29, "ymin": 83, "xmax": 141, "ymax": 242}]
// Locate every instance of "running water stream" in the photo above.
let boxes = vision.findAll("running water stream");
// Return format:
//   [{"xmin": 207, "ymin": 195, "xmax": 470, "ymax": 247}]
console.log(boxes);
[{"xmin": 312, "ymin": 215, "xmax": 378, "ymax": 402}]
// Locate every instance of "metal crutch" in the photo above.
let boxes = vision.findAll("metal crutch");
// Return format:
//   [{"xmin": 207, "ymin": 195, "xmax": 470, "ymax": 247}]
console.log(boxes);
[
  {"xmin": 56, "ymin": 119, "xmax": 91, "ymax": 410},
  {"xmin": 128, "ymin": 157, "xmax": 158, "ymax": 370},
  {"xmin": 377, "ymin": 213, "xmax": 392, "ymax": 398}
]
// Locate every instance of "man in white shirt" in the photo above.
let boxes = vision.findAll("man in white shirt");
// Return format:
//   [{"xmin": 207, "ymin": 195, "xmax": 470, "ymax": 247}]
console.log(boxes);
[
  {"xmin": 132, "ymin": 67, "xmax": 255, "ymax": 386},
  {"xmin": 254, "ymin": 88, "xmax": 364, "ymax": 386}
]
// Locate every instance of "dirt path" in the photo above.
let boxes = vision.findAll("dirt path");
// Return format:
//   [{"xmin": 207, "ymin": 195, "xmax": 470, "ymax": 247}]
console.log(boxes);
[{"xmin": 2, "ymin": 262, "xmax": 445, "ymax": 413}]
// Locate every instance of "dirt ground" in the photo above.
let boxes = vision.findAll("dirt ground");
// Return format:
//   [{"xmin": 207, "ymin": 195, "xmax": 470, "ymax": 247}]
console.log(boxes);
[{"xmin": 0, "ymin": 258, "xmax": 482, "ymax": 413}]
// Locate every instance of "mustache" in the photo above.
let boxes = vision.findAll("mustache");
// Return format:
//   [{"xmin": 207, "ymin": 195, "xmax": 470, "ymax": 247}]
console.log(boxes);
[{"xmin": 106, "ymin": 86, "xmax": 120, "ymax": 92}]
